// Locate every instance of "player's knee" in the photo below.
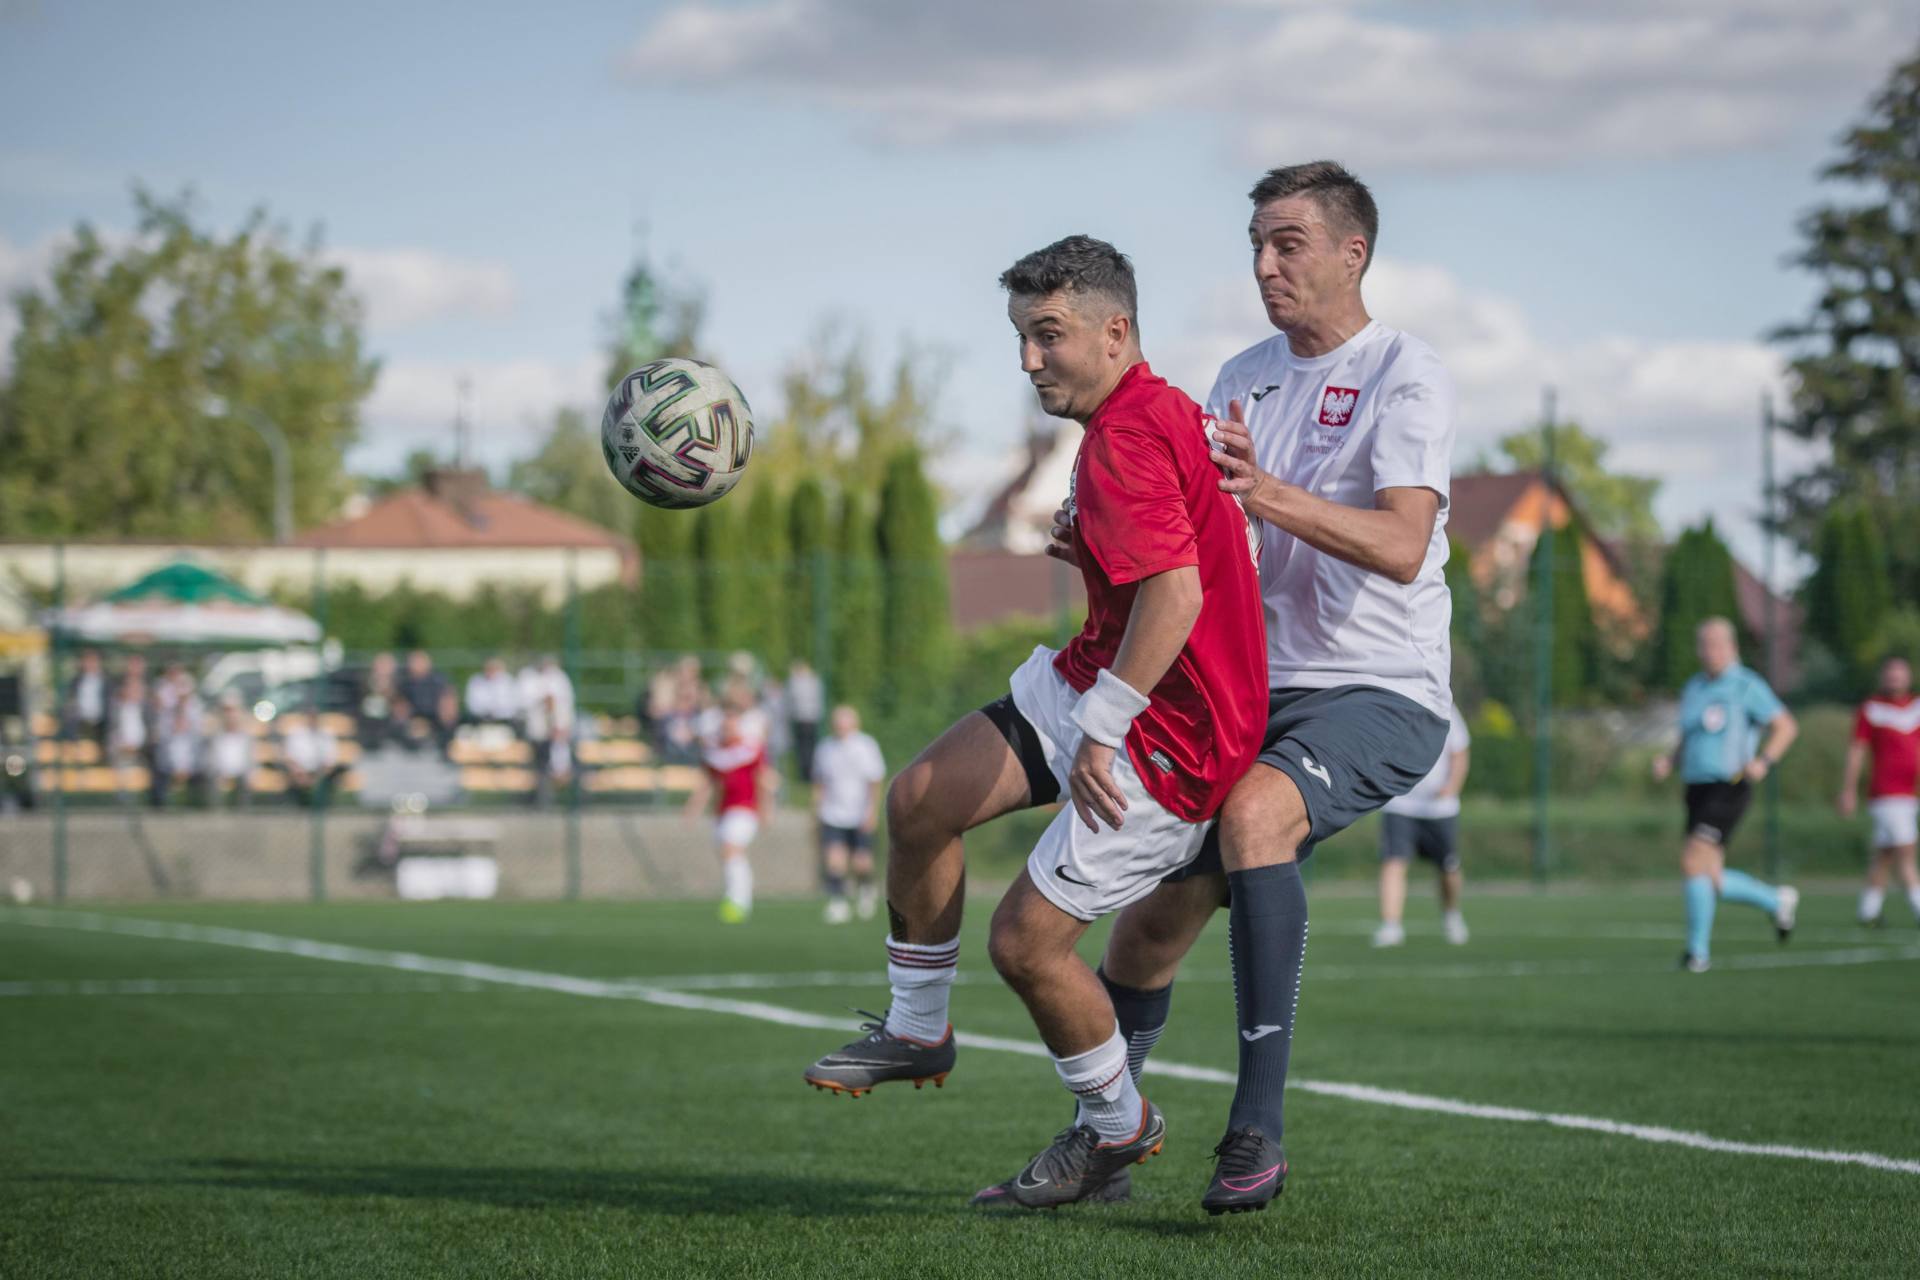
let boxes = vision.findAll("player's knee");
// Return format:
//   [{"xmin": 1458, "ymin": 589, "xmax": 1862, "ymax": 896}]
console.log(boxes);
[
  {"xmin": 985, "ymin": 909, "xmax": 1041, "ymax": 991},
  {"xmin": 885, "ymin": 768, "xmax": 939, "ymax": 848},
  {"xmin": 1218, "ymin": 783, "xmax": 1306, "ymax": 871}
]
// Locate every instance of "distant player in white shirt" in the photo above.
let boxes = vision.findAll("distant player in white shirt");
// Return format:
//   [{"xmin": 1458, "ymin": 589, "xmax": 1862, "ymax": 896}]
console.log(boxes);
[
  {"xmin": 1374, "ymin": 706, "xmax": 1471, "ymax": 947},
  {"xmin": 812, "ymin": 705, "xmax": 886, "ymax": 924}
]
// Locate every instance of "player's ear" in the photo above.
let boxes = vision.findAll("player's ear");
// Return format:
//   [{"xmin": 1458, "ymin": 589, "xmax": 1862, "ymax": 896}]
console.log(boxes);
[{"xmin": 1107, "ymin": 312, "xmax": 1131, "ymax": 354}]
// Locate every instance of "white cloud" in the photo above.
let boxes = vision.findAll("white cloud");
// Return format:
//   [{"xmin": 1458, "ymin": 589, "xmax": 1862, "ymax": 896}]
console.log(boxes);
[
  {"xmin": 1157, "ymin": 257, "xmax": 1819, "ymax": 568},
  {"xmin": 622, "ymin": 1, "xmax": 1916, "ymax": 169},
  {"xmin": 325, "ymin": 247, "xmax": 517, "ymax": 331}
]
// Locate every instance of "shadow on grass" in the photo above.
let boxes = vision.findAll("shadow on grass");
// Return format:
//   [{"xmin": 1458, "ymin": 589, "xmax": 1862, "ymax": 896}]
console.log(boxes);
[{"xmin": 15, "ymin": 1159, "xmax": 949, "ymax": 1218}]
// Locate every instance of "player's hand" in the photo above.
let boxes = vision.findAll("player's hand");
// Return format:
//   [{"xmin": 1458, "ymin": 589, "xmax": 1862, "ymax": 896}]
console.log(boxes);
[
  {"xmin": 1068, "ymin": 737, "xmax": 1128, "ymax": 832},
  {"xmin": 1837, "ymin": 790, "xmax": 1857, "ymax": 819},
  {"xmin": 1045, "ymin": 504, "xmax": 1079, "ymax": 567},
  {"xmin": 1651, "ymin": 755, "xmax": 1673, "ymax": 783},
  {"xmin": 1742, "ymin": 757, "xmax": 1771, "ymax": 784},
  {"xmin": 1210, "ymin": 400, "xmax": 1275, "ymax": 503}
]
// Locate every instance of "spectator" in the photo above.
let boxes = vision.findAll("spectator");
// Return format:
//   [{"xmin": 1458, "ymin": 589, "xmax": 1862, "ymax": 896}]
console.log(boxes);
[
  {"xmin": 398, "ymin": 649, "xmax": 454, "ymax": 753},
  {"xmin": 108, "ymin": 673, "xmax": 149, "ymax": 801},
  {"xmin": 786, "ymin": 659, "xmax": 825, "ymax": 781},
  {"xmin": 64, "ymin": 649, "xmax": 109, "ymax": 748},
  {"xmin": 465, "ymin": 657, "xmax": 521, "ymax": 728},
  {"xmin": 202, "ymin": 699, "xmax": 254, "ymax": 808},
  {"xmin": 520, "ymin": 655, "xmax": 576, "ymax": 805},
  {"xmin": 357, "ymin": 652, "xmax": 401, "ymax": 750},
  {"xmin": 151, "ymin": 665, "xmax": 201, "ymax": 806},
  {"xmin": 276, "ymin": 710, "xmax": 348, "ymax": 808}
]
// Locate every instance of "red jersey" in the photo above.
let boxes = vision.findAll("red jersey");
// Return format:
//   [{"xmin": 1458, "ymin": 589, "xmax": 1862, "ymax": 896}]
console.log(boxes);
[
  {"xmin": 1055, "ymin": 362, "xmax": 1267, "ymax": 821},
  {"xmin": 1854, "ymin": 695, "xmax": 1920, "ymax": 799},
  {"xmin": 704, "ymin": 740, "xmax": 765, "ymax": 814}
]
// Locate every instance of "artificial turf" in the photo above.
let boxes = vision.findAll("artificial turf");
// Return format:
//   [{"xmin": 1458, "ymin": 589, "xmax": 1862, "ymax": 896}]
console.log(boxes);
[{"xmin": 1, "ymin": 890, "xmax": 1916, "ymax": 1278}]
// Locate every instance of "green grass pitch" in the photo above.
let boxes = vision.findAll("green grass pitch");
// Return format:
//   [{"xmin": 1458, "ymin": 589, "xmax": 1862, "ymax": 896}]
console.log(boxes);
[{"xmin": 2, "ymin": 890, "xmax": 1917, "ymax": 1278}]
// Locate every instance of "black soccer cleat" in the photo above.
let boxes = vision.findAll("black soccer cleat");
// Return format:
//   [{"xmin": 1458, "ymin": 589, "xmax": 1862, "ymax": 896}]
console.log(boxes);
[
  {"xmin": 1679, "ymin": 952, "xmax": 1711, "ymax": 974},
  {"xmin": 803, "ymin": 1011, "xmax": 955, "ymax": 1098},
  {"xmin": 971, "ymin": 1101, "xmax": 1165, "ymax": 1210},
  {"xmin": 1201, "ymin": 1126, "xmax": 1287, "ymax": 1215}
]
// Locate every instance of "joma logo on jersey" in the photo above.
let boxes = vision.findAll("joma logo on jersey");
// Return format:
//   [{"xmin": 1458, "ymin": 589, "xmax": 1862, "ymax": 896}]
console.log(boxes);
[{"xmin": 1318, "ymin": 386, "xmax": 1359, "ymax": 427}]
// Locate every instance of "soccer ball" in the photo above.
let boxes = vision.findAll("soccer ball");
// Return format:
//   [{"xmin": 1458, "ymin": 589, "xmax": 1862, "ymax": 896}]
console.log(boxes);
[{"xmin": 601, "ymin": 358, "xmax": 755, "ymax": 509}]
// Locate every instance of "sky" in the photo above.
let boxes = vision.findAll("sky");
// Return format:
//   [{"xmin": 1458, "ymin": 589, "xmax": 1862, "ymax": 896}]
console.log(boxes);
[{"xmin": 3, "ymin": 0, "xmax": 1917, "ymax": 572}]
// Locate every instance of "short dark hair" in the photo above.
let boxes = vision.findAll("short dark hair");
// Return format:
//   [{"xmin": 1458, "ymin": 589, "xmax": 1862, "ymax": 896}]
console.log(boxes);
[
  {"xmin": 998, "ymin": 235, "xmax": 1138, "ymax": 323},
  {"xmin": 1249, "ymin": 161, "xmax": 1379, "ymax": 276}
]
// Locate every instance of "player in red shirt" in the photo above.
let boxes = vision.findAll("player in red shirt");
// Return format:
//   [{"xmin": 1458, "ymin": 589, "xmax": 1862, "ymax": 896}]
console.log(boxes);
[
  {"xmin": 686, "ymin": 706, "xmax": 773, "ymax": 924},
  {"xmin": 1839, "ymin": 657, "xmax": 1920, "ymax": 926},
  {"xmin": 803, "ymin": 236, "xmax": 1267, "ymax": 1209}
]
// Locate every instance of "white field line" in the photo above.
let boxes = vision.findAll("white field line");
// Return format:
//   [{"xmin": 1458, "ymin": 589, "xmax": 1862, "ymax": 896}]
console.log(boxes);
[
  {"xmin": 0, "ymin": 976, "xmax": 493, "ymax": 998},
  {"xmin": 637, "ymin": 943, "xmax": 1920, "ymax": 990},
  {"xmin": 4, "ymin": 907, "xmax": 1918, "ymax": 1179}
]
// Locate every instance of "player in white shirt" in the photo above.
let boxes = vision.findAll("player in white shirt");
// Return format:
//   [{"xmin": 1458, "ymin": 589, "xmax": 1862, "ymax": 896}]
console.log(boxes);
[
  {"xmin": 1374, "ymin": 706, "xmax": 1471, "ymax": 947},
  {"xmin": 1055, "ymin": 161, "xmax": 1457, "ymax": 1215},
  {"xmin": 811, "ymin": 705, "xmax": 886, "ymax": 924}
]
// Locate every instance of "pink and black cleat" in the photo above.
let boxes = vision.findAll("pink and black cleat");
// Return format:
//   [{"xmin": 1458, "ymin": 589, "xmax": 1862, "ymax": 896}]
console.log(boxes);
[{"xmin": 1201, "ymin": 1127, "xmax": 1287, "ymax": 1215}]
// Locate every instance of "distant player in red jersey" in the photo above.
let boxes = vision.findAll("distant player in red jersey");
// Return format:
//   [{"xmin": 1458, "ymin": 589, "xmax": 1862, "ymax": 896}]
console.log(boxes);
[
  {"xmin": 687, "ymin": 706, "xmax": 773, "ymax": 924},
  {"xmin": 802, "ymin": 236, "xmax": 1267, "ymax": 1209},
  {"xmin": 1839, "ymin": 657, "xmax": 1920, "ymax": 926}
]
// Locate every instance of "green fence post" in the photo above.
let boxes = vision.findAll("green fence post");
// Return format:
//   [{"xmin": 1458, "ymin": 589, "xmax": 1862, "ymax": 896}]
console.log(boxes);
[
  {"xmin": 1531, "ymin": 391, "xmax": 1556, "ymax": 886},
  {"xmin": 565, "ymin": 549, "xmax": 583, "ymax": 901},
  {"xmin": 51, "ymin": 542, "xmax": 68, "ymax": 904},
  {"xmin": 310, "ymin": 548, "xmax": 328, "ymax": 903}
]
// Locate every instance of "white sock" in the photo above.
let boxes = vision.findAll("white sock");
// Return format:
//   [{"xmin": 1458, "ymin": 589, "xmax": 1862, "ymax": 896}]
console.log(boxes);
[
  {"xmin": 723, "ymin": 856, "xmax": 753, "ymax": 910},
  {"xmin": 1057, "ymin": 1027, "xmax": 1145, "ymax": 1144},
  {"xmin": 1907, "ymin": 886, "xmax": 1920, "ymax": 920},
  {"xmin": 883, "ymin": 935, "xmax": 957, "ymax": 1043},
  {"xmin": 1443, "ymin": 909, "xmax": 1465, "ymax": 925},
  {"xmin": 1861, "ymin": 887, "xmax": 1885, "ymax": 922}
]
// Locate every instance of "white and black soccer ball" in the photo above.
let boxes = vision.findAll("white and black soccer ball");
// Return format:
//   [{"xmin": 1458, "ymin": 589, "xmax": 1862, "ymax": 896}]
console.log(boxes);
[{"xmin": 601, "ymin": 358, "xmax": 755, "ymax": 509}]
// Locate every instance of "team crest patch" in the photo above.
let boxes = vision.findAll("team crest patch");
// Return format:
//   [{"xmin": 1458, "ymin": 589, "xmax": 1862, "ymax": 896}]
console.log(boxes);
[{"xmin": 1318, "ymin": 386, "xmax": 1359, "ymax": 427}]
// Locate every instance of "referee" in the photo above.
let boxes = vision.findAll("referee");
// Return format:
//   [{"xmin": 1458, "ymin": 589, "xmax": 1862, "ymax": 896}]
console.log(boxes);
[{"xmin": 1652, "ymin": 617, "xmax": 1800, "ymax": 972}]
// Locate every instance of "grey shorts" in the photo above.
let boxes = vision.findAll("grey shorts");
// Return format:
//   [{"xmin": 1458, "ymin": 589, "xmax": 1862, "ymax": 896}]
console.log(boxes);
[
  {"xmin": 1380, "ymin": 813, "xmax": 1460, "ymax": 873},
  {"xmin": 1169, "ymin": 684, "xmax": 1449, "ymax": 880}
]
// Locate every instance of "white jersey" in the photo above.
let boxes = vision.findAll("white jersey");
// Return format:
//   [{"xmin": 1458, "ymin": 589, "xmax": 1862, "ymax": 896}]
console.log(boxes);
[
  {"xmin": 1207, "ymin": 320, "xmax": 1455, "ymax": 718},
  {"xmin": 812, "ymin": 731, "xmax": 886, "ymax": 829},
  {"xmin": 1383, "ymin": 706, "xmax": 1470, "ymax": 819}
]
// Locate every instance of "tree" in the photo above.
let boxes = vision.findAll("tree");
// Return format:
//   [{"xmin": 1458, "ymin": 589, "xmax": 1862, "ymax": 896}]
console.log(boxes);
[
  {"xmin": 1803, "ymin": 502, "xmax": 1893, "ymax": 682},
  {"xmin": 1773, "ymin": 46, "xmax": 1920, "ymax": 600},
  {"xmin": 786, "ymin": 475, "xmax": 831, "ymax": 672},
  {"xmin": 1442, "ymin": 536, "xmax": 1485, "ymax": 706},
  {"xmin": 505, "ymin": 408, "xmax": 636, "ymax": 534},
  {"xmin": 756, "ymin": 326, "xmax": 952, "ymax": 490},
  {"xmin": 364, "ymin": 448, "xmax": 442, "ymax": 499},
  {"xmin": 1528, "ymin": 522, "xmax": 1598, "ymax": 705},
  {"xmin": 0, "ymin": 191, "xmax": 376, "ymax": 539},
  {"xmin": 739, "ymin": 481, "xmax": 790, "ymax": 666},
  {"xmin": 635, "ymin": 505, "xmax": 701, "ymax": 654},
  {"xmin": 1498, "ymin": 421, "xmax": 1661, "ymax": 543},
  {"xmin": 876, "ymin": 447, "xmax": 952, "ymax": 716},
  {"xmin": 691, "ymin": 496, "xmax": 753, "ymax": 655},
  {"xmin": 833, "ymin": 489, "xmax": 884, "ymax": 715},
  {"xmin": 603, "ymin": 243, "xmax": 705, "ymax": 390},
  {"xmin": 1652, "ymin": 521, "xmax": 1746, "ymax": 690}
]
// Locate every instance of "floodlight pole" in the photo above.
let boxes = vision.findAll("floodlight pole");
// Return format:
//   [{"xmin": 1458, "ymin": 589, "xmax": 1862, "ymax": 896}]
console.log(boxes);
[{"xmin": 241, "ymin": 412, "xmax": 295, "ymax": 545}]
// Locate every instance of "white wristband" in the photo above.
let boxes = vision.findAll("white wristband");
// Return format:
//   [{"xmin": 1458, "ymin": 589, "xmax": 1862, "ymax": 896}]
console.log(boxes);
[{"xmin": 1070, "ymin": 668, "xmax": 1151, "ymax": 749}]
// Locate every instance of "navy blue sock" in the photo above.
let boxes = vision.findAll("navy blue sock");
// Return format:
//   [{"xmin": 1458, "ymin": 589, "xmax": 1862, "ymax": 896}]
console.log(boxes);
[
  {"xmin": 1097, "ymin": 967, "xmax": 1173, "ymax": 1084},
  {"xmin": 1226, "ymin": 861, "xmax": 1308, "ymax": 1140}
]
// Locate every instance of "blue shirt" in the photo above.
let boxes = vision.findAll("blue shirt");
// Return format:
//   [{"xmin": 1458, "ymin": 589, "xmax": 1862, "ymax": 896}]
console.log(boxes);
[{"xmin": 1677, "ymin": 663, "xmax": 1785, "ymax": 785}]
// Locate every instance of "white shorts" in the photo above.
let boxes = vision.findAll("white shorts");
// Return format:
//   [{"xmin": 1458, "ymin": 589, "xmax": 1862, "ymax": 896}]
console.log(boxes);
[
  {"xmin": 716, "ymin": 807, "xmax": 760, "ymax": 849},
  {"xmin": 1868, "ymin": 797, "xmax": 1919, "ymax": 850},
  {"xmin": 1009, "ymin": 647, "xmax": 1210, "ymax": 922}
]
